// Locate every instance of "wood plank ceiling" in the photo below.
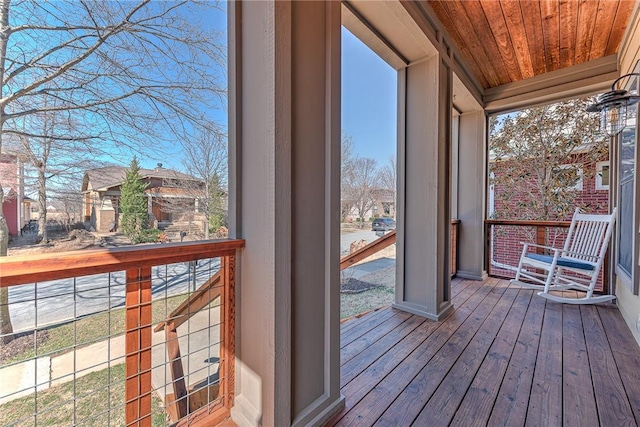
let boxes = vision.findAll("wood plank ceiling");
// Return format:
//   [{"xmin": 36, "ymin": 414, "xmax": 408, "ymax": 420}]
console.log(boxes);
[{"xmin": 427, "ymin": 0, "xmax": 636, "ymax": 89}]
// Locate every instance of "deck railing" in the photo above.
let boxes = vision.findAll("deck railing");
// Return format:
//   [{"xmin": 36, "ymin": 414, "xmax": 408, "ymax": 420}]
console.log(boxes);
[
  {"xmin": 0, "ymin": 239, "xmax": 243, "ymax": 426},
  {"xmin": 485, "ymin": 219, "xmax": 607, "ymax": 292},
  {"xmin": 340, "ymin": 219, "xmax": 460, "ymax": 276}
]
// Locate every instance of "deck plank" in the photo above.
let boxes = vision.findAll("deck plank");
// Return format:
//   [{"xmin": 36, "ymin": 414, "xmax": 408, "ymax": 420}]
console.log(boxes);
[
  {"xmin": 339, "ymin": 280, "xmax": 472, "ymax": 343},
  {"xmin": 597, "ymin": 304, "xmax": 640, "ymax": 424},
  {"xmin": 340, "ymin": 314, "xmax": 426, "ymax": 387},
  {"xmin": 581, "ymin": 304, "xmax": 636, "ymax": 426},
  {"xmin": 413, "ymin": 286, "xmax": 521, "ymax": 425},
  {"xmin": 372, "ymin": 281, "xmax": 509, "ymax": 426},
  {"xmin": 341, "ymin": 310, "xmax": 413, "ymax": 365},
  {"xmin": 486, "ymin": 286, "xmax": 546, "ymax": 426},
  {"xmin": 449, "ymin": 288, "xmax": 532, "ymax": 426},
  {"xmin": 341, "ymin": 306, "xmax": 391, "ymax": 334},
  {"xmin": 562, "ymin": 294, "xmax": 598, "ymax": 426},
  {"xmin": 333, "ymin": 278, "xmax": 640, "ymax": 427},
  {"xmin": 340, "ymin": 307, "xmax": 397, "ymax": 348},
  {"xmin": 526, "ymin": 296, "xmax": 563, "ymax": 426},
  {"xmin": 331, "ymin": 279, "xmax": 500, "ymax": 426}
]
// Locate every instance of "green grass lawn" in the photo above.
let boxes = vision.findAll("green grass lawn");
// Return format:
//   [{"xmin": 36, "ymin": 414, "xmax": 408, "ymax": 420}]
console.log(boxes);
[
  {"xmin": 0, "ymin": 293, "xmax": 198, "ymax": 426},
  {"xmin": 0, "ymin": 363, "xmax": 169, "ymax": 426},
  {"xmin": 2, "ymin": 294, "xmax": 187, "ymax": 367},
  {"xmin": 340, "ymin": 286, "xmax": 394, "ymax": 320}
]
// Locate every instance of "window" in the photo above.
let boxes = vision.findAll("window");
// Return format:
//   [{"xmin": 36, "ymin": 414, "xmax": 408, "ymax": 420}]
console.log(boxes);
[
  {"xmin": 596, "ymin": 161, "xmax": 610, "ymax": 190},
  {"xmin": 617, "ymin": 118, "xmax": 636, "ymax": 280},
  {"xmin": 554, "ymin": 164, "xmax": 583, "ymax": 192},
  {"xmin": 615, "ymin": 66, "xmax": 640, "ymax": 293}
]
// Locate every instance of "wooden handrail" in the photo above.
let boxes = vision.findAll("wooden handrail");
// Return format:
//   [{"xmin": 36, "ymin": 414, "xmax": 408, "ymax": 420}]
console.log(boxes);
[
  {"xmin": 0, "ymin": 239, "xmax": 245, "ymax": 287},
  {"xmin": 154, "ymin": 271, "xmax": 222, "ymax": 333},
  {"xmin": 340, "ymin": 219, "xmax": 460, "ymax": 275},
  {"xmin": 340, "ymin": 230, "xmax": 396, "ymax": 270}
]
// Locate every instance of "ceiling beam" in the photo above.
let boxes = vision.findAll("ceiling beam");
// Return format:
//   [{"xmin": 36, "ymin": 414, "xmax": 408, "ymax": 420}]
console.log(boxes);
[
  {"xmin": 341, "ymin": 2, "xmax": 409, "ymax": 70},
  {"xmin": 484, "ymin": 55, "xmax": 619, "ymax": 114}
]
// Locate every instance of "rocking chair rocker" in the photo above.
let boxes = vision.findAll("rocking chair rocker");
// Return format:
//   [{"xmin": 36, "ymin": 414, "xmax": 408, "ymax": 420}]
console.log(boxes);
[{"xmin": 510, "ymin": 208, "xmax": 617, "ymax": 304}]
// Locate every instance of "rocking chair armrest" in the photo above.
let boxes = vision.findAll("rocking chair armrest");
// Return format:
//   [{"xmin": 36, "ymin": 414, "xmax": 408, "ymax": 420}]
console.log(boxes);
[
  {"xmin": 519, "ymin": 242, "xmax": 562, "ymax": 253},
  {"xmin": 556, "ymin": 250, "xmax": 600, "ymax": 263}
]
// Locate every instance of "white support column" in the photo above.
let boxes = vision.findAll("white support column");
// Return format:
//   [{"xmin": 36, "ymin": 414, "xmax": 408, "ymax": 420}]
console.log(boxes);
[
  {"xmin": 457, "ymin": 111, "xmax": 488, "ymax": 280},
  {"xmin": 395, "ymin": 55, "xmax": 453, "ymax": 321},
  {"xmin": 229, "ymin": 1, "xmax": 343, "ymax": 426}
]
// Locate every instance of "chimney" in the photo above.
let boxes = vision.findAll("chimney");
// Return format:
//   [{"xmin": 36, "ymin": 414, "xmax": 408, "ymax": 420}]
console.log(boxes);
[{"xmin": 155, "ymin": 163, "xmax": 163, "ymax": 171}]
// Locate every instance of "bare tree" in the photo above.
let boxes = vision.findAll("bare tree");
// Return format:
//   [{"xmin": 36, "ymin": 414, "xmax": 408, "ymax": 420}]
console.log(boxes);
[
  {"xmin": 379, "ymin": 155, "xmax": 396, "ymax": 190},
  {"xmin": 15, "ymin": 102, "xmax": 103, "ymax": 243},
  {"xmin": 344, "ymin": 157, "xmax": 380, "ymax": 227},
  {"xmin": 378, "ymin": 155, "xmax": 396, "ymax": 217},
  {"xmin": 341, "ymin": 132, "xmax": 356, "ymax": 221},
  {"xmin": 0, "ymin": 0, "xmax": 225, "ymax": 344},
  {"xmin": 176, "ymin": 126, "xmax": 227, "ymax": 239},
  {"xmin": 56, "ymin": 190, "xmax": 84, "ymax": 230}
]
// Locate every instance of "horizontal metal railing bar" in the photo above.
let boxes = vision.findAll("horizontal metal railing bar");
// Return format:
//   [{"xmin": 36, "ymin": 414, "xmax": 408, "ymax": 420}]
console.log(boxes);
[{"xmin": 0, "ymin": 239, "xmax": 244, "ymax": 287}]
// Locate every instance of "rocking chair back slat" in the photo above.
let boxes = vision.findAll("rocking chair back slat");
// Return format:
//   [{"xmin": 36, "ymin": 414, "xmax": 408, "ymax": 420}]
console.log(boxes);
[
  {"xmin": 512, "ymin": 207, "xmax": 617, "ymax": 304},
  {"xmin": 566, "ymin": 214, "xmax": 612, "ymax": 262}
]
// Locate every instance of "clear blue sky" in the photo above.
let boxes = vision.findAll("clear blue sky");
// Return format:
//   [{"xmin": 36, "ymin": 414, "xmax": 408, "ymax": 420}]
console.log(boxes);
[
  {"xmin": 342, "ymin": 27, "xmax": 397, "ymax": 163},
  {"xmin": 149, "ymin": 20, "xmax": 398, "ymax": 170}
]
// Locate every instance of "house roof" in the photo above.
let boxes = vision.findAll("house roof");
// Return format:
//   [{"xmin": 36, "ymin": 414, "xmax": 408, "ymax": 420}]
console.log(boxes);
[
  {"xmin": 370, "ymin": 188, "xmax": 395, "ymax": 203},
  {"xmin": 81, "ymin": 166, "xmax": 200, "ymax": 192},
  {"xmin": 427, "ymin": 0, "xmax": 636, "ymax": 89}
]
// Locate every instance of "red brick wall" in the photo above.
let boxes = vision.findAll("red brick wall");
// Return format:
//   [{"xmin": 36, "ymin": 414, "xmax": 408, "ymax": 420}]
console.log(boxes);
[
  {"xmin": 491, "ymin": 157, "xmax": 609, "ymax": 221},
  {"xmin": 3, "ymin": 197, "xmax": 18, "ymax": 235},
  {"xmin": 0, "ymin": 154, "xmax": 20, "ymax": 235}
]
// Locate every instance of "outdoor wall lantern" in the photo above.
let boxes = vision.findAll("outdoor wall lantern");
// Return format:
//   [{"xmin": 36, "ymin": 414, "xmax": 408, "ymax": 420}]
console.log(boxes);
[
  {"xmin": 587, "ymin": 73, "xmax": 640, "ymax": 136},
  {"xmin": 587, "ymin": 73, "xmax": 640, "ymax": 137}
]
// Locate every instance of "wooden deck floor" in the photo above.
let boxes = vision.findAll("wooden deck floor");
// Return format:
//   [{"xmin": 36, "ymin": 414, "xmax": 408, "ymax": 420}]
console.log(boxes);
[{"xmin": 329, "ymin": 277, "xmax": 640, "ymax": 426}]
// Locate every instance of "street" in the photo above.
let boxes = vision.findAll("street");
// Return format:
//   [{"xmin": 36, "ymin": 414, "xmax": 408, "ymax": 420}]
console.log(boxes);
[
  {"xmin": 7, "ymin": 258, "xmax": 220, "ymax": 333},
  {"xmin": 340, "ymin": 229, "xmax": 380, "ymax": 254}
]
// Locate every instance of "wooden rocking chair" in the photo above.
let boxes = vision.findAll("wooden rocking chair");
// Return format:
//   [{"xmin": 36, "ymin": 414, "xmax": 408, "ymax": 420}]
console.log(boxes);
[{"xmin": 511, "ymin": 208, "xmax": 617, "ymax": 304}]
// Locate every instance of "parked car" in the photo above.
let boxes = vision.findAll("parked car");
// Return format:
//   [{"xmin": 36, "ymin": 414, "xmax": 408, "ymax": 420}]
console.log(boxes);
[{"xmin": 372, "ymin": 217, "xmax": 396, "ymax": 231}]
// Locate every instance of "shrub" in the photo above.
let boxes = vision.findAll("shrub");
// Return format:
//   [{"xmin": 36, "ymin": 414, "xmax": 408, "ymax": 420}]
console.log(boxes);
[
  {"xmin": 120, "ymin": 157, "xmax": 149, "ymax": 241},
  {"xmin": 133, "ymin": 228, "xmax": 163, "ymax": 244}
]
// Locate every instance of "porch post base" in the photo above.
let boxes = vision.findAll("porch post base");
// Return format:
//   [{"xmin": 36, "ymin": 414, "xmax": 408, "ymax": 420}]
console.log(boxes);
[
  {"xmin": 231, "ymin": 394, "xmax": 262, "ymax": 427},
  {"xmin": 392, "ymin": 301, "xmax": 454, "ymax": 321},
  {"xmin": 456, "ymin": 270, "xmax": 487, "ymax": 281},
  {"xmin": 292, "ymin": 394, "xmax": 345, "ymax": 427}
]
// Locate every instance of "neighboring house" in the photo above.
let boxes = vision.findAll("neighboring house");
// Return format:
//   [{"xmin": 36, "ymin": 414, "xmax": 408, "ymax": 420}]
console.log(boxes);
[
  {"xmin": 370, "ymin": 188, "xmax": 396, "ymax": 218},
  {"xmin": 0, "ymin": 152, "xmax": 29, "ymax": 236},
  {"xmin": 342, "ymin": 187, "xmax": 396, "ymax": 222},
  {"xmin": 81, "ymin": 164, "xmax": 205, "ymax": 232}
]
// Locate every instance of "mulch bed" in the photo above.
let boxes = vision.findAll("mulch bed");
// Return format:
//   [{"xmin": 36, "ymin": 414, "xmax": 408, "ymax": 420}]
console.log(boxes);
[
  {"xmin": 340, "ymin": 278, "xmax": 381, "ymax": 294},
  {"xmin": 0, "ymin": 330, "xmax": 49, "ymax": 365}
]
